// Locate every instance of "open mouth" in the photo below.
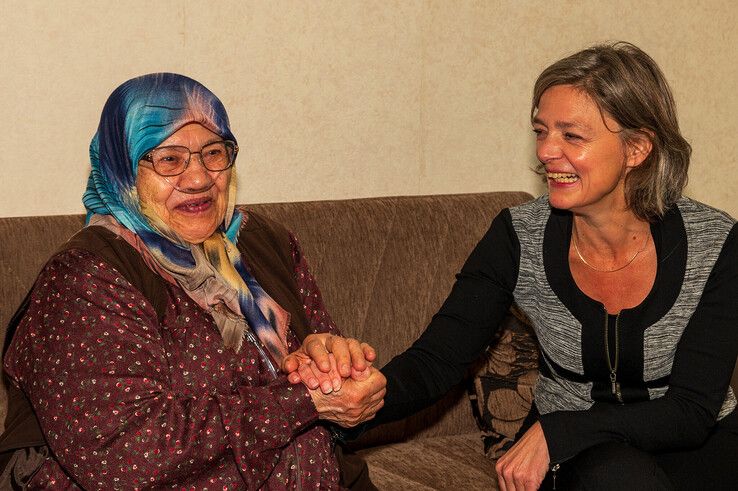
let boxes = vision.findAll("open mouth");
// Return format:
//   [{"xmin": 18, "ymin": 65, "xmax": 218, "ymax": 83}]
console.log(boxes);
[
  {"xmin": 547, "ymin": 172, "xmax": 579, "ymax": 184},
  {"xmin": 176, "ymin": 197, "xmax": 213, "ymax": 213}
]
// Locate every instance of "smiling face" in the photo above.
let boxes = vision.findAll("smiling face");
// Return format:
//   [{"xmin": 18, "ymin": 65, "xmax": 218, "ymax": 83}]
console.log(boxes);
[
  {"xmin": 533, "ymin": 84, "xmax": 646, "ymax": 216},
  {"xmin": 136, "ymin": 123, "xmax": 232, "ymax": 244}
]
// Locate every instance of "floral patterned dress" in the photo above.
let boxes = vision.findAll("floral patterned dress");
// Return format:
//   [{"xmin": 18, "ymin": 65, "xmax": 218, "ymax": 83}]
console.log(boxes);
[{"xmin": 5, "ymin": 232, "xmax": 342, "ymax": 490}]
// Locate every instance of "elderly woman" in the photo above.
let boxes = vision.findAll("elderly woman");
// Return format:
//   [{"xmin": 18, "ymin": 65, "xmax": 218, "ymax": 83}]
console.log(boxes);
[
  {"xmin": 1, "ymin": 73, "xmax": 385, "ymax": 489},
  {"xmin": 288, "ymin": 42, "xmax": 738, "ymax": 490}
]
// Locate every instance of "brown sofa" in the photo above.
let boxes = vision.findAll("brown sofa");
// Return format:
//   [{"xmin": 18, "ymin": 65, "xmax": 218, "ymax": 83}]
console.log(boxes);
[{"xmin": 1, "ymin": 192, "xmax": 737, "ymax": 490}]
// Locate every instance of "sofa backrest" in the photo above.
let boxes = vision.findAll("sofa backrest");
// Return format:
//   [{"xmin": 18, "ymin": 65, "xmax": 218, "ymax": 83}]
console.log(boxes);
[
  {"xmin": 2, "ymin": 191, "xmax": 737, "ymax": 443},
  {"xmin": 0, "ymin": 192, "xmax": 531, "ymax": 440}
]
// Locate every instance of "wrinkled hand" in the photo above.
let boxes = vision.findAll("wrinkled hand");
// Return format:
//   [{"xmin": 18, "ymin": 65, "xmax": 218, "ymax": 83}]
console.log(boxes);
[
  {"xmin": 495, "ymin": 422, "xmax": 550, "ymax": 491},
  {"xmin": 309, "ymin": 366, "xmax": 386, "ymax": 427},
  {"xmin": 282, "ymin": 334, "xmax": 377, "ymax": 393}
]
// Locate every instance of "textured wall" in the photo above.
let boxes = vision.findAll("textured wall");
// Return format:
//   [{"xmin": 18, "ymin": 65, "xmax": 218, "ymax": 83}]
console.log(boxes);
[{"xmin": 1, "ymin": 1, "xmax": 736, "ymax": 218}]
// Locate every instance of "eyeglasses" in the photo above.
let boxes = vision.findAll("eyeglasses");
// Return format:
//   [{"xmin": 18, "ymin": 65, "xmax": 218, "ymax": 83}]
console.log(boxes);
[{"xmin": 141, "ymin": 140, "xmax": 238, "ymax": 176}]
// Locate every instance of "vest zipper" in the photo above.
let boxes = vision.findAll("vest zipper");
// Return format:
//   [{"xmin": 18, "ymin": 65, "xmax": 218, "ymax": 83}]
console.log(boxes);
[
  {"xmin": 604, "ymin": 310, "xmax": 623, "ymax": 403},
  {"xmin": 292, "ymin": 441, "xmax": 303, "ymax": 491},
  {"xmin": 246, "ymin": 329, "xmax": 304, "ymax": 490},
  {"xmin": 245, "ymin": 329, "xmax": 278, "ymax": 378}
]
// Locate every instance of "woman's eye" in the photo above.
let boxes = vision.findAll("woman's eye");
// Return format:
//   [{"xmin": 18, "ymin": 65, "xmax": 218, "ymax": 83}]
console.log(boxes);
[
  {"xmin": 564, "ymin": 132, "xmax": 582, "ymax": 141},
  {"xmin": 532, "ymin": 128, "xmax": 545, "ymax": 138}
]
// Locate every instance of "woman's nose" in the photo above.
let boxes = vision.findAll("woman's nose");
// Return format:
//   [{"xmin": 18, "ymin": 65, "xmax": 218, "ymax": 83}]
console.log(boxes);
[
  {"xmin": 536, "ymin": 135, "xmax": 562, "ymax": 164},
  {"xmin": 174, "ymin": 154, "xmax": 214, "ymax": 192}
]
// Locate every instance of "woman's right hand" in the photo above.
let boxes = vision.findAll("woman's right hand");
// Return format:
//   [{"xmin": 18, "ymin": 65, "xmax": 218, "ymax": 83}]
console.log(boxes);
[
  {"xmin": 282, "ymin": 333, "xmax": 377, "ymax": 393},
  {"xmin": 308, "ymin": 366, "xmax": 386, "ymax": 427}
]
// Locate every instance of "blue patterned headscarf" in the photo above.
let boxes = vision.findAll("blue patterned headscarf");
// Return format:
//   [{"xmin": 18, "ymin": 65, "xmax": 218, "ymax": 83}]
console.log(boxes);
[
  {"xmin": 83, "ymin": 73, "xmax": 241, "ymax": 265},
  {"xmin": 82, "ymin": 73, "xmax": 289, "ymax": 362}
]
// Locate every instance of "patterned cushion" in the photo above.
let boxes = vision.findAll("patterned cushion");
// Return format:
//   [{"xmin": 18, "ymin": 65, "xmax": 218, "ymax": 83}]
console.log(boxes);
[{"xmin": 470, "ymin": 307, "xmax": 539, "ymax": 459}]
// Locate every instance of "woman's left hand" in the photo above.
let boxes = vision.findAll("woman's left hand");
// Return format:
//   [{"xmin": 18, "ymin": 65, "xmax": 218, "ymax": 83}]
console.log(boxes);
[
  {"xmin": 282, "ymin": 334, "xmax": 377, "ymax": 393},
  {"xmin": 309, "ymin": 366, "xmax": 386, "ymax": 427},
  {"xmin": 494, "ymin": 422, "xmax": 550, "ymax": 491}
]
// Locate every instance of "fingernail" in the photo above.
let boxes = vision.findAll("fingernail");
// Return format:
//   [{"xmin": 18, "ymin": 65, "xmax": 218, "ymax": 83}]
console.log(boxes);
[
  {"xmin": 321, "ymin": 381, "xmax": 333, "ymax": 393},
  {"xmin": 333, "ymin": 378, "xmax": 341, "ymax": 390},
  {"xmin": 341, "ymin": 364, "xmax": 350, "ymax": 374},
  {"xmin": 309, "ymin": 378, "xmax": 319, "ymax": 388}
]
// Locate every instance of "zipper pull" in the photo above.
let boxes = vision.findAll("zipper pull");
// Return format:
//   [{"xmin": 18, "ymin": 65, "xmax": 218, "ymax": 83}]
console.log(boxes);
[
  {"xmin": 610, "ymin": 371, "xmax": 624, "ymax": 403},
  {"xmin": 610, "ymin": 371, "xmax": 617, "ymax": 395},
  {"xmin": 550, "ymin": 463, "xmax": 560, "ymax": 490}
]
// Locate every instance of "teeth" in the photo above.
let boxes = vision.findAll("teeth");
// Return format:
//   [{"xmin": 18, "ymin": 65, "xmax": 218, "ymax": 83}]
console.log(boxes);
[
  {"xmin": 183, "ymin": 199, "xmax": 208, "ymax": 209},
  {"xmin": 547, "ymin": 172, "xmax": 579, "ymax": 183}
]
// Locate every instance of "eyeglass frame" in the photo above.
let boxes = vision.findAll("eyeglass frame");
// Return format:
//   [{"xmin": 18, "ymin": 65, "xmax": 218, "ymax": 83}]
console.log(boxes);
[{"xmin": 139, "ymin": 140, "xmax": 239, "ymax": 177}]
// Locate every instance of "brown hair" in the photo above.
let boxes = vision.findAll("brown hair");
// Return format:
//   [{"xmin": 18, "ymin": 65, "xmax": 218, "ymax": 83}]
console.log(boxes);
[{"xmin": 532, "ymin": 42, "xmax": 691, "ymax": 221}]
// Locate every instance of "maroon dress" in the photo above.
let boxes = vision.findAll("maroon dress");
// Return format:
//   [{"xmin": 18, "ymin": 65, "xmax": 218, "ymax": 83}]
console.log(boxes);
[{"xmin": 5, "ymin": 227, "xmax": 342, "ymax": 490}]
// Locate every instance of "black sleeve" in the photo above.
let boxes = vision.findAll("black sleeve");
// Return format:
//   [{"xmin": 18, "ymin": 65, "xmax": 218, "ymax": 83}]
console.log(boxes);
[
  {"xmin": 540, "ymin": 223, "xmax": 738, "ymax": 464},
  {"xmin": 376, "ymin": 209, "xmax": 521, "ymax": 423}
]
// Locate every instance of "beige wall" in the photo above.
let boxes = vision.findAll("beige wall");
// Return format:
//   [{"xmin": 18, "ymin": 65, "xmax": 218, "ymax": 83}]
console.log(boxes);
[{"xmin": 1, "ymin": 0, "xmax": 736, "ymax": 218}]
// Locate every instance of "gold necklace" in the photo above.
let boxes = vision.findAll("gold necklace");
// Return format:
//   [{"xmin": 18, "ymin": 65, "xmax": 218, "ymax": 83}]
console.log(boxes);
[{"xmin": 571, "ymin": 225, "xmax": 649, "ymax": 273}]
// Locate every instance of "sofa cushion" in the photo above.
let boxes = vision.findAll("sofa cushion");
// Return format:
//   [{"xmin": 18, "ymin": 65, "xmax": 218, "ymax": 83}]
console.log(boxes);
[
  {"xmin": 470, "ymin": 308, "xmax": 538, "ymax": 459},
  {"xmin": 358, "ymin": 433, "xmax": 498, "ymax": 490}
]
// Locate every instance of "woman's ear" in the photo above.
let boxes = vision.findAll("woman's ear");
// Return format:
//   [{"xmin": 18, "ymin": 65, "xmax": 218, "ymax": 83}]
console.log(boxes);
[{"xmin": 626, "ymin": 130, "xmax": 654, "ymax": 168}]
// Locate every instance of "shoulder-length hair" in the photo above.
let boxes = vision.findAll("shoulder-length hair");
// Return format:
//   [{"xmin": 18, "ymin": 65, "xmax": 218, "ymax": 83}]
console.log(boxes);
[{"xmin": 532, "ymin": 42, "xmax": 691, "ymax": 221}]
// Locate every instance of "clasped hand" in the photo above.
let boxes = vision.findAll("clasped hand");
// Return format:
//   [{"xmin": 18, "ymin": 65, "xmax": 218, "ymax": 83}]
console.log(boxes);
[{"xmin": 282, "ymin": 333, "xmax": 386, "ymax": 427}]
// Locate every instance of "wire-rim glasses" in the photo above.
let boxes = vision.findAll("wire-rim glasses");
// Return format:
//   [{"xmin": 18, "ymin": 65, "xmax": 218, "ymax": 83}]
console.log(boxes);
[{"xmin": 141, "ymin": 140, "xmax": 238, "ymax": 177}]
